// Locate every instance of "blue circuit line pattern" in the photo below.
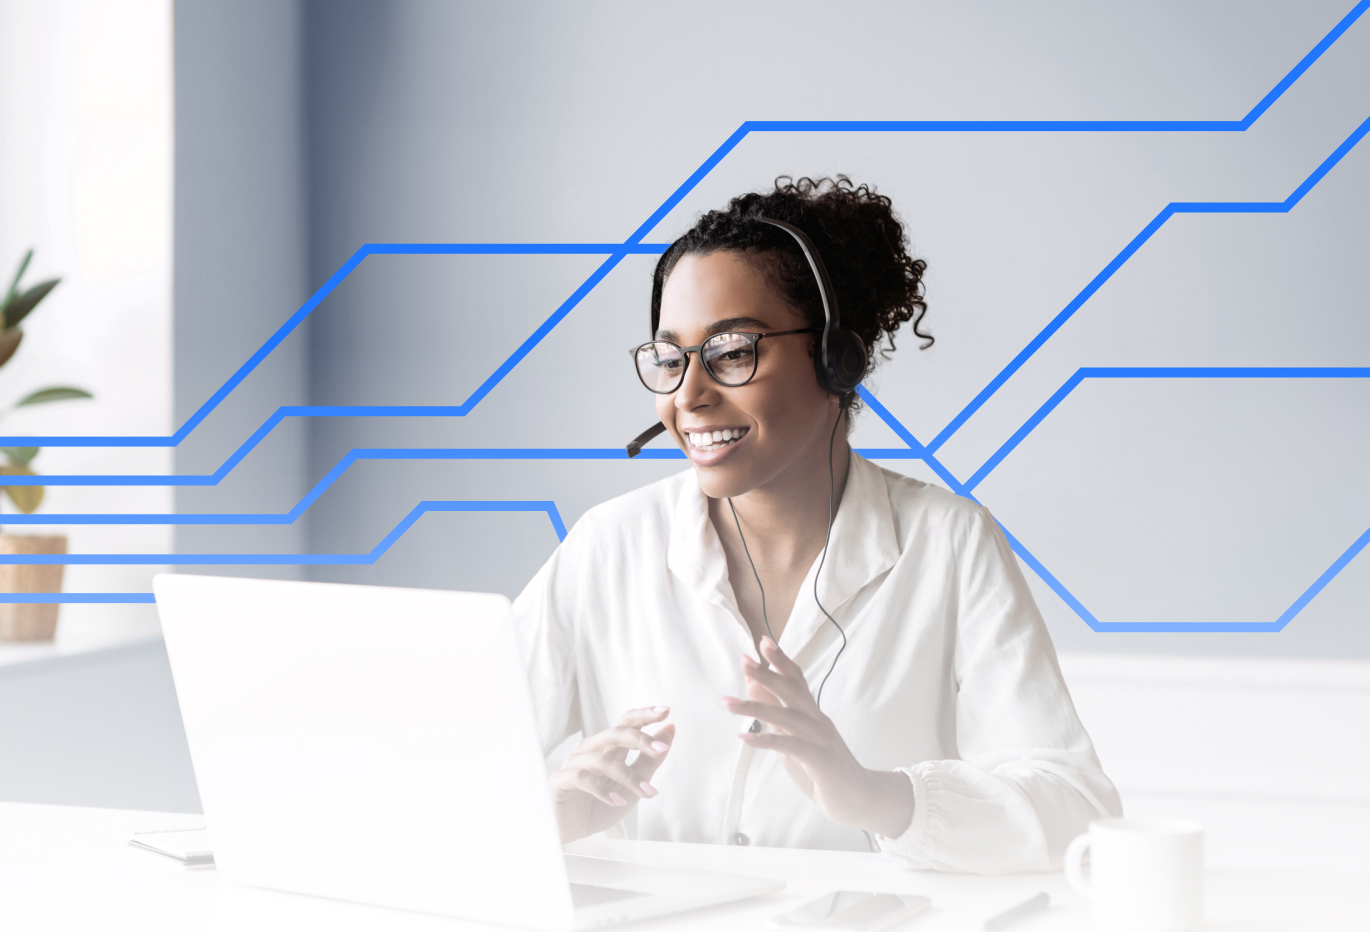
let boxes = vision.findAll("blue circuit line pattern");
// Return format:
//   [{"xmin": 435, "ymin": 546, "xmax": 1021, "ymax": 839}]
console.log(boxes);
[
  {"xmin": 966, "ymin": 367, "xmax": 1370, "ymax": 492},
  {"xmin": 8, "ymin": 89, "xmax": 1370, "ymax": 485},
  {"xmin": 3, "ymin": 2, "xmax": 1367, "ymax": 635},
  {"xmin": 0, "ymin": 501, "xmax": 567, "ymax": 568},
  {"xmin": 4, "ymin": 0, "xmax": 1365, "ymax": 454}
]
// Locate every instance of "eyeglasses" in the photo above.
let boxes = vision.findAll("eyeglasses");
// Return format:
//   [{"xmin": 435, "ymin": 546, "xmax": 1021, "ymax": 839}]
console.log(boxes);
[{"xmin": 630, "ymin": 329, "xmax": 818, "ymax": 394}]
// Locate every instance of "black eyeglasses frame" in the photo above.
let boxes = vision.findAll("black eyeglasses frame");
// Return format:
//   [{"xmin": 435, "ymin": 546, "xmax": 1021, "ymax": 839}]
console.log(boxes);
[{"xmin": 629, "ymin": 328, "xmax": 819, "ymax": 394}]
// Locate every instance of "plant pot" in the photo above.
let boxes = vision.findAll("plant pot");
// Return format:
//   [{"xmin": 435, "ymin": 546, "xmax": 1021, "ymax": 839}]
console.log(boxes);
[{"xmin": 0, "ymin": 534, "xmax": 67, "ymax": 641}]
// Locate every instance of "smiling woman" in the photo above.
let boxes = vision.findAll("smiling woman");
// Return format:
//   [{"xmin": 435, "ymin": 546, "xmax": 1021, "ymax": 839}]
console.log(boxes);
[{"xmin": 512, "ymin": 177, "xmax": 1121, "ymax": 873}]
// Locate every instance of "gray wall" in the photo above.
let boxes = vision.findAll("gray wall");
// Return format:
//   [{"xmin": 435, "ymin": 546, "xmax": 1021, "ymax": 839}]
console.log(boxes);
[
  {"xmin": 176, "ymin": 1, "xmax": 1370, "ymax": 658},
  {"xmin": 173, "ymin": 0, "xmax": 310, "ymax": 574}
]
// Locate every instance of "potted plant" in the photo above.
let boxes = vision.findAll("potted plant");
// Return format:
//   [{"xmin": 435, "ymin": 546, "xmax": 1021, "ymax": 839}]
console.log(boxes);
[{"xmin": 0, "ymin": 250, "xmax": 94, "ymax": 641}]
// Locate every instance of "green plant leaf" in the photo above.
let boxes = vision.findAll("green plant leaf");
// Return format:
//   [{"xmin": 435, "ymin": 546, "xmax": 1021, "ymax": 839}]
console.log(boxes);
[
  {"xmin": 0, "ymin": 463, "xmax": 43, "ymax": 514},
  {"xmin": 3, "ymin": 278, "xmax": 60, "ymax": 330},
  {"xmin": 0, "ymin": 329, "xmax": 22, "ymax": 369},
  {"xmin": 17, "ymin": 386, "xmax": 93, "ymax": 406},
  {"xmin": 4, "ymin": 249, "xmax": 33, "ymax": 309},
  {"xmin": 0, "ymin": 447, "xmax": 39, "ymax": 464}
]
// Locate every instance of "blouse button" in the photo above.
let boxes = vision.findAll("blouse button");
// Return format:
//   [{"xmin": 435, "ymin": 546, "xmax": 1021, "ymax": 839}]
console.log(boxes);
[{"xmin": 733, "ymin": 832, "xmax": 750, "ymax": 846}]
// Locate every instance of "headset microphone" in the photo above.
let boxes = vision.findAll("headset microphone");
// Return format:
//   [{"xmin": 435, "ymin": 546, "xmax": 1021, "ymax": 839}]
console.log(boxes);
[{"xmin": 626, "ymin": 421, "xmax": 667, "ymax": 458}]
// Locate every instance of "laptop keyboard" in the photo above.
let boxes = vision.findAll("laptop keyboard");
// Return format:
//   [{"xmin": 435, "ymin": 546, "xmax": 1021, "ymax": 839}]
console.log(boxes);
[{"xmin": 568, "ymin": 883, "xmax": 649, "ymax": 909}]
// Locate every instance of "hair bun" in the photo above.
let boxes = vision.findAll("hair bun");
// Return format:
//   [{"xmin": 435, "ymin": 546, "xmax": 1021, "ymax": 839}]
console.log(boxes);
[{"xmin": 651, "ymin": 175, "xmax": 932, "ymax": 392}]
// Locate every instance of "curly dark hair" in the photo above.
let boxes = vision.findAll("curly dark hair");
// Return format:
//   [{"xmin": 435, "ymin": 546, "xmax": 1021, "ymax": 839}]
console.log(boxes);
[{"xmin": 650, "ymin": 176, "xmax": 931, "ymax": 411}]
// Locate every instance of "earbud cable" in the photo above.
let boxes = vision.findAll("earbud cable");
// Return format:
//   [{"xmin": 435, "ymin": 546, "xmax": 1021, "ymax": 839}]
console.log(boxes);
[
  {"xmin": 812, "ymin": 407, "xmax": 846, "ymax": 710},
  {"xmin": 728, "ymin": 405, "xmax": 847, "ymax": 711},
  {"xmin": 728, "ymin": 497, "xmax": 773, "ymax": 646}
]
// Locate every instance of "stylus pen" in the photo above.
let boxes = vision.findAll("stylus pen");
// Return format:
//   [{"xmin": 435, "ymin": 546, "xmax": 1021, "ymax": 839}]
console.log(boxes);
[{"xmin": 983, "ymin": 892, "xmax": 1049, "ymax": 931}]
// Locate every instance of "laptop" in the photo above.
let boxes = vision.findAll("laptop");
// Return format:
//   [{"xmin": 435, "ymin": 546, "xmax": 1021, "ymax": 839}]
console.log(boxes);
[{"xmin": 153, "ymin": 574, "xmax": 782, "ymax": 930}]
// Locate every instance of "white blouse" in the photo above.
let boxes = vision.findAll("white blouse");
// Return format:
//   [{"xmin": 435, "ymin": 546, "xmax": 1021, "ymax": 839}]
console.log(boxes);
[{"xmin": 511, "ymin": 452, "xmax": 1122, "ymax": 874}]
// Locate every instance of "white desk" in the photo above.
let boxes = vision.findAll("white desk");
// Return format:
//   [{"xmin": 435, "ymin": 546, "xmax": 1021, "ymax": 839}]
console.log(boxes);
[{"xmin": 0, "ymin": 803, "xmax": 1364, "ymax": 931}]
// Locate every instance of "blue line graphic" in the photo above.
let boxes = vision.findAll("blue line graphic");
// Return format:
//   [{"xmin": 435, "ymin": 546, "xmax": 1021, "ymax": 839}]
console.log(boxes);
[
  {"xmin": 0, "ymin": 593, "xmax": 158, "ymax": 604},
  {"xmin": 9, "ymin": 2, "xmax": 1368, "ymax": 629},
  {"xmin": 5, "ymin": 0, "xmax": 1365, "ymax": 451},
  {"xmin": 2, "ymin": 245, "xmax": 667, "ymax": 448},
  {"xmin": 857, "ymin": 382, "xmax": 1370, "ymax": 633},
  {"xmin": 965, "ymin": 367, "xmax": 1370, "ymax": 492},
  {"xmin": 0, "ymin": 501, "xmax": 567, "ymax": 568},
  {"xmin": 0, "ymin": 448, "xmax": 934, "ymax": 525},
  {"xmin": 928, "ymin": 113, "xmax": 1370, "ymax": 454},
  {"xmin": 11, "ymin": 105, "xmax": 1370, "ymax": 486},
  {"xmin": 15, "ymin": 373, "xmax": 1369, "ymax": 631}
]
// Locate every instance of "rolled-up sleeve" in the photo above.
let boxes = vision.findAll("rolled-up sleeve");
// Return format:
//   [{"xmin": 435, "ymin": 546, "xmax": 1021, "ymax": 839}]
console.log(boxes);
[{"xmin": 876, "ymin": 506, "xmax": 1122, "ymax": 873}]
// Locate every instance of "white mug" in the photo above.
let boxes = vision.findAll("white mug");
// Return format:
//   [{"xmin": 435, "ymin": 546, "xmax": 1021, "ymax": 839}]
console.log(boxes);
[{"xmin": 1064, "ymin": 818, "xmax": 1204, "ymax": 932}]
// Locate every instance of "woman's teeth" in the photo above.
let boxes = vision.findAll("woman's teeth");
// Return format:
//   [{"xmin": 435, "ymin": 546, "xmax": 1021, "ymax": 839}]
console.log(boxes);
[{"xmin": 687, "ymin": 428, "xmax": 746, "ymax": 451}]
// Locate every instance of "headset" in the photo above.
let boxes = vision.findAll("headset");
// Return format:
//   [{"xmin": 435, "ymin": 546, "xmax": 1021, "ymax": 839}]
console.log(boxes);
[
  {"xmin": 625, "ymin": 216, "xmax": 865, "ymax": 708},
  {"xmin": 754, "ymin": 216, "xmax": 868, "ymax": 397},
  {"xmin": 625, "ymin": 217, "xmax": 867, "ymax": 455}
]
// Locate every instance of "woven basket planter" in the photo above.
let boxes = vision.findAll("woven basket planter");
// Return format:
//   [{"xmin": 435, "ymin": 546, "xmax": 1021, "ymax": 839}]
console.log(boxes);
[{"xmin": 0, "ymin": 534, "xmax": 67, "ymax": 641}]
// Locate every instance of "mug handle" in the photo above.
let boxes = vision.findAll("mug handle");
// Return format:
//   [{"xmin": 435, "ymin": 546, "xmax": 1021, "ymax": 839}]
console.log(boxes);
[{"xmin": 1064, "ymin": 833, "xmax": 1092, "ymax": 898}]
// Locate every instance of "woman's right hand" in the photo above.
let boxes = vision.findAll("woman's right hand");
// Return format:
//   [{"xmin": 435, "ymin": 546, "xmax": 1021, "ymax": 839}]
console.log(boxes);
[{"xmin": 548, "ymin": 706, "xmax": 675, "ymax": 843}]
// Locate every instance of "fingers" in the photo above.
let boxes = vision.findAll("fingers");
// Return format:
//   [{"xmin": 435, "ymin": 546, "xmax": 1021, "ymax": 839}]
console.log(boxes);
[
  {"xmin": 552, "ymin": 708, "xmax": 675, "ymax": 811},
  {"xmin": 631, "ymin": 723, "xmax": 675, "ymax": 784},
  {"xmin": 759, "ymin": 637, "xmax": 805, "ymax": 680},
  {"xmin": 578, "ymin": 723, "xmax": 672, "ymax": 760},
  {"xmin": 561, "ymin": 750, "xmax": 653, "ymax": 801},
  {"xmin": 550, "ymin": 752, "xmax": 639, "ymax": 807},
  {"xmin": 616, "ymin": 705, "xmax": 671, "ymax": 729},
  {"xmin": 721, "ymin": 697, "xmax": 819, "ymax": 740},
  {"xmin": 742, "ymin": 649, "xmax": 815, "ymax": 711},
  {"xmin": 745, "ymin": 676, "xmax": 779, "ymax": 706},
  {"xmin": 561, "ymin": 767, "xmax": 636, "ymax": 807}
]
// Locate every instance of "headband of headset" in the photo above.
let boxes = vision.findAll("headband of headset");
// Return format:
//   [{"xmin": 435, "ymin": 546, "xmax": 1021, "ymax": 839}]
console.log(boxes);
[{"xmin": 754, "ymin": 216, "xmax": 868, "ymax": 398}]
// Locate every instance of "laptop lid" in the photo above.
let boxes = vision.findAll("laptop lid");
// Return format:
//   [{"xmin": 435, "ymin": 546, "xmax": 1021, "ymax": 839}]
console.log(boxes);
[{"xmin": 154, "ymin": 574, "xmax": 575, "ymax": 931}]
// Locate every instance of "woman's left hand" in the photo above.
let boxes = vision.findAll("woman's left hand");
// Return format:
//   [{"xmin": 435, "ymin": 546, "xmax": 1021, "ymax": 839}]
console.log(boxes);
[{"xmin": 723, "ymin": 637, "xmax": 914, "ymax": 839}]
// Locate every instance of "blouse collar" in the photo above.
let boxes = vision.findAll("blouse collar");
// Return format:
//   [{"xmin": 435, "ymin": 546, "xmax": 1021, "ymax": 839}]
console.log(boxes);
[{"xmin": 666, "ymin": 452, "xmax": 902, "ymax": 655}]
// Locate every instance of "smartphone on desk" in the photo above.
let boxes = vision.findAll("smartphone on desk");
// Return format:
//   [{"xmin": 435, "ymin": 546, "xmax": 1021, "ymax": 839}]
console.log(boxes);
[{"xmin": 769, "ymin": 892, "xmax": 931, "ymax": 931}]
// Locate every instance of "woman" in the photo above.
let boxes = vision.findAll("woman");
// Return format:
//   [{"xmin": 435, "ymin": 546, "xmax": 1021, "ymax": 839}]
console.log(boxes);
[{"xmin": 513, "ymin": 177, "xmax": 1120, "ymax": 874}]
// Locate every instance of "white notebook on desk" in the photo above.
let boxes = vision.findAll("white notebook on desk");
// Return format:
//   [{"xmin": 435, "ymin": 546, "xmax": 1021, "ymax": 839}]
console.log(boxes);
[{"xmin": 129, "ymin": 827, "xmax": 215, "ymax": 868}]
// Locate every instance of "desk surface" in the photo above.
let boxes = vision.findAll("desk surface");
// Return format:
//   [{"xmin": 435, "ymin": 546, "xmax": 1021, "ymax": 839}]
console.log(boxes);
[{"xmin": 0, "ymin": 803, "xmax": 1364, "ymax": 932}]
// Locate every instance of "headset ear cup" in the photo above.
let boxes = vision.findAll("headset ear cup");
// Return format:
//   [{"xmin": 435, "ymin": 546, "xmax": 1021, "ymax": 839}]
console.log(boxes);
[{"xmin": 821, "ymin": 329, "xmax": 868, "ymax": 395}]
